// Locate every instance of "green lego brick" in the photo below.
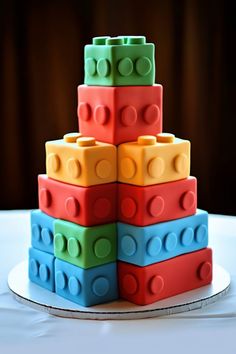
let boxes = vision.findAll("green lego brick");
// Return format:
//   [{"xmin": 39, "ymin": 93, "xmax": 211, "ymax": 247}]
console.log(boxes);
[
  {"xmin": 84, "ymin": 36, "xmax": 155, "ymax": 86},
  {"xmin": 54, "ymin": 219, "xmax": 117, "ymax": 269}
]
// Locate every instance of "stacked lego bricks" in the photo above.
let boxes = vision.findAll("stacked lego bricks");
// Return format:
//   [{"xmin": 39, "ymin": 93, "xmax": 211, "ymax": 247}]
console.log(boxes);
[{"xmin": 29, "ymin": 36, "xmax": 212, "ymax": 307}]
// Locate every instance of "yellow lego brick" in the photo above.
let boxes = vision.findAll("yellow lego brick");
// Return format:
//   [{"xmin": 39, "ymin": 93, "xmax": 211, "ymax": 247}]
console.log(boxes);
[
  {"xmin": 118, "ymin": 133, "xmax": 190, "ymax": 186},
  {"xmin": 46, "ymin": 133, "xmax": 117, "ymax": 187}
]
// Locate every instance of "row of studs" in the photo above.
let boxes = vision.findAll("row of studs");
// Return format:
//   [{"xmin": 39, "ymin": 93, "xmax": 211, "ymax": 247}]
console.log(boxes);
[
  {"xmin": 85, "ymin": 56, "xmax": 152, "ymax": 78},
  {"xmin": 119, "ymin": 224, "xmax": 207, "ymax": 258},
  {"xmin": 56, "ymin": 270, "xmax": 111, "ymax": 297},
  {"xmin": 78, "ymin": 102, "xmax": 160, "ymax": 126},
  {"xmin": 55, "ymin": 233, "xmax": 113, "ymax": 260}
]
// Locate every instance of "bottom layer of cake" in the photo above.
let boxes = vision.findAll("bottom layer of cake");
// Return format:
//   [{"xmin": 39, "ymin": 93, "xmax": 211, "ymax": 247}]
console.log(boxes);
[{"xmin": 28, "ymin": 247, "xmax": 212, "ymax": 307}]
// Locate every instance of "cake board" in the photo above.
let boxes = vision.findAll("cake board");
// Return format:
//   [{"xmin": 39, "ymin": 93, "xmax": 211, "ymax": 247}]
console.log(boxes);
[{"xmin": 8, "ymin": 261, "xmax": 230, "ymax": 320}]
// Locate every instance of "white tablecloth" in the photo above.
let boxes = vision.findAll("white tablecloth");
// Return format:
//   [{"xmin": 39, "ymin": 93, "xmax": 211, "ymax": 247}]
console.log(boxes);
[{"xmin": 1, "ymin": 211, "xmax": 236, "ymax": 354}]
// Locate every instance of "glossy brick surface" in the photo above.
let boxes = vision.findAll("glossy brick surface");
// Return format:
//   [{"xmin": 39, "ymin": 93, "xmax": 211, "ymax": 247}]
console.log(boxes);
[
  {"xmin": 118, "ymin": 248, "xmax": 212, "ymax": 305},
  {"xmin": 78, "ymin": 84, "xmax": 162, "ymax": 145},
  {"xmin": 28, "ymin": 247, "xmax": 55, "ymax": 292},
  {"xmin": 31, "ymin": 210, "xmax": 55, "ymax": 254},
  {"xmin": 54, "ymin": 220, "xmax": 117, "ymax": 269},
  {"xmin": 118, "ymin": 177, "xmax": 197, "ymax": 226},
  {"xmin": 55, "ymin": 259, "xmax": 118, "ymax": 306},
  {"xmin": 46, "ymin": 135, "xmax": 116, "ymax": 187},
  {"xmin": 84, "ymin": 36, "xmax": 155, "ymax": 86},
  {"xmin": 38, "ymin": 175, "xmax": 117, "ymax": 226},
  {"xmin": 118, "ymin": 134, "xmax": 190, "ymax": 186},
  {"xmin": 118, "ymin": 209, "xmax": 208, "ymax": 266}
]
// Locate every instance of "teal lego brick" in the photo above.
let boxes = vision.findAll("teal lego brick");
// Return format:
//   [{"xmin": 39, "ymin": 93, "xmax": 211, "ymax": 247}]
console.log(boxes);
[
  {"xmin": 55, "ymin": 259, "xmax": 118, "ymax": 306},
  {"xmin": 29, "ymin": 247, "xmax": 55, "ymax": 292},
  {"xmin": 118, "ymin": 209, "xmax": 209, "ymax": 266},
  {"xmin": 84, "ymin": 36, "xmax": 155, "ymax": 86},
  {"xmin": 54, "ymin": 219, "xmax": 117, "ymax": 269}
]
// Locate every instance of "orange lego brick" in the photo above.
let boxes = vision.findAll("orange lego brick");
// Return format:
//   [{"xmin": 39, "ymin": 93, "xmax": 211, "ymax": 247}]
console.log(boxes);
[
  {"xmin": 118, "ymin": 133, "xmax": 190, "ymax": 186},
  {"xmin": 46, "ymin": 133, "xmax": 117, "ymax": 187}
]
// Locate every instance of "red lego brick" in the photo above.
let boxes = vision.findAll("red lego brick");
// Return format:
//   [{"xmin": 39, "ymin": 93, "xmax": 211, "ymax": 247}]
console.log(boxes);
[
  {"xmin": 77, "ymin": 84, "xmax": 162, "ymax": 145},
  {"xmin": 38, "ymin": 175, "xmax": 117, "ymax": 227},
  {"xmin": 118, "ymin": 177, "xmax": 197, "ymax": 226},
  {"xmin": 118, "ymin": 248, "xmax": 212, "ymax": 305}
]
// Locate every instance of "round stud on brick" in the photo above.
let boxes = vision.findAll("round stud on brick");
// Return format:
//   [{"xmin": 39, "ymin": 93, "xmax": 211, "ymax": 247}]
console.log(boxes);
[
  {"xmin": 146, "ymin": 236, "xmax": 162, "ymax": 257},
  {"xmin": 47, "ymin": 153, "xmax": 60, "ymax": 173},
  {"xmin": 174, "ymin": 153, "xmax": 188, "ymax": 174},
  {"xmin": 93, "ymin": 36, "xmax": 110, "ymax": 45},
  {"xmin": 32, "ymin": 224, "xmax": 41, "ymax": 241},
  {"xmin": 41, "ymin": 228, "xmax": 53, "ymax": 246},
  {"xmin": 106, "ymin": 37, "xmax": 124, "ymax": 45},
  {"xmin": 30, "ymin": 259, "xmax": 39, "ymax": 276},
  {"xmin": 95, "ymin": 159, "xmax": 112, "ymax": 179},
  {"xmin": 165, "ymin": 232, "xmax": 177, "ymax": 251},
  {"xmin": 181, "ymin": 190, "xmax": 196, "ymax": 210},
  {"xmin": 78, "ymin": 102, "xmax": 91, "ymax": 121},
  {"xmin": 148, "ymin": 157, "xmax": 165, "ymax": 178},
  {"xmin": 92, "ymin": 277, "xmax": 110, "ymax": 297},
  {"xmin": 54, "ymin": 233, "xmax": 67, "ymax": 252},
  {"xmin": 68, "ymin": 237, "xmax": 81, "ymax": 258},
  {"xmin": 148, "ymin": 195, "xmax": 165, "ymax": 217},
  {"xmin": 66, "ymin": 158, "xmax": 81, "ymax": 179},
  {"xmin": 157, "ymin": 133, "xmax": 175, "ymax": 143},
  {"xmin": 120, "ymin": 157, "xmax": 137, "ymax": 179},
  {"xmin": 138, "ymin": 135, "xmax": 156, "ymax": 145},
  {"xmin": 68, "ymin": 276, "xmax": 81, "ymax": 296},
  {"xmin": 135, "ymin": 56, "xmax": 152, "ymax": 76},
  {"xmin": 122, "ymin": 274, "xmax": 138, "ymax": 295},
  {"xmin": 93, "ymin": 198, "xmax": 111, "ymax": 218},
  {"xmin": 143, "ymin": 104, "xmax": 160, "ymax": 125},
  {"xmin": 149, "ymin": 275, "xmax": 164, "ymax": 295},
  {"xmin": 97, "ymin": 58, "xmax": 110, "ymax": 77},
  {"xmin": 181, "ymin": 227, "xmax": 194, "ymax": 246},
  {"xmin": 85, "ymin": 58, "xmax": 97, "ymax": 76},
  {"xmin": 120, "ymin": 105, "xmax": 137, "ymax": 126},
  {"xmin": 39, "ymin": 188, "xmax": 52, "ymax": 208},
  {"xmin": 127, "ymin": 36, "xmax": 146, "ymax": 44},
  {"xmin": 94, "ymin": 105, "xmax": 110, "ymax": 125},
  {"xmin": 94, "ymin": 238, "xmax": 112, "ymax": 259},
  {"xmin": 39, "ymin": 264, "xmax": 49, "ymax": 282},
  {"xmin": 56, "ymin": 270, "xmax": 67, "ymax": 290},
  {"xmin": 198, "ymin": 261, "xmax": 212, "ymax": 281},
  {"xmin": 121, "ymin": 197, "xmax": 137, "ymax": 218},
  {"xmin": 195, "ymin": 224, "xmax": 207, "ymax": 243},
  {"xmin": 63, "ymin": 132, "xmax": 83, "ymax": 143},
  {"xmin": 65, "ymin": 197, "xmax": 80, "ymax": 217},
  {"xmin": 121, "ymin": 235, "xmax": 137, "ymax": 256},
  {"xmin": 77, "ymin": 136, "xmax": 96, "ymax": 147},
  {"xmin": 118, "ymin": 57, "xmax": 133, "ymax": 76}
]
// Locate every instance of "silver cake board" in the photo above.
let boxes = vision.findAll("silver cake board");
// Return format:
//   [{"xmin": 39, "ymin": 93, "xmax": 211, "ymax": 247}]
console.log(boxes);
[{"xmin": 8, "ymin": 261, "xmax": 230, "ymax": 320}]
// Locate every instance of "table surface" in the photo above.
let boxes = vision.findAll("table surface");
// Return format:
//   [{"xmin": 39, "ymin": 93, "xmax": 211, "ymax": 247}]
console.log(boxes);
[{"xmin": 1, "ymin": 211, "xmax": 236, "ymax": 354}]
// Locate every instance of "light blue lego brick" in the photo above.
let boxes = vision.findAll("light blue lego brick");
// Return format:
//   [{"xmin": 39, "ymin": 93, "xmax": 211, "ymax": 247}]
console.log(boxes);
[
  {"xmin": 55, "ymin": 259, "xmax": 118, "ymax": 306},
  {"xmin": 118, "ymin": 209, "xmax": 208, "ymax": 266},
  {"xmin": 31, "ymin": 210, "xmax": 55, "ymax": 254},
  {"xmin": 29, "ymin": 247, "xmax": 55, "ymax": 291}
]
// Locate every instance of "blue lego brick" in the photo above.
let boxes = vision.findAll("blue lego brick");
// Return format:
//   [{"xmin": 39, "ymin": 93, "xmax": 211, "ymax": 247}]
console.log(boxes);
[
  {"xmin": 84, "ymin": 36, "xmax": 155, "ymax": 86},
  {"xmin": 31, "ymin": 210, "xmax": 55, "ymax": 254},
  {"xmin": 28, "ymin": 247, "xmax": 55, "ymax": 291},
  {"xmin": 118, "ymin": 209, "xmax": 208, "ymax": 266},
  {"xmin": 55, "ymin": 259, "xmax": 118, "ymax": 306}
]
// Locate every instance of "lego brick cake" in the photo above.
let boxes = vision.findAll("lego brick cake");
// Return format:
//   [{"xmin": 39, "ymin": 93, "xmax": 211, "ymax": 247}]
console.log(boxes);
[{"xmin": 28, "ymin": 36, "xmax": 212, "ymax": 307}]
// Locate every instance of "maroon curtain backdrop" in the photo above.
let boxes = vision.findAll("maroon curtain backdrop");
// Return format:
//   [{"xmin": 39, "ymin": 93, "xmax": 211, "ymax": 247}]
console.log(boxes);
[{"xmin": 1, "ymin": 0, "xmax": 235, "ymax": 214}]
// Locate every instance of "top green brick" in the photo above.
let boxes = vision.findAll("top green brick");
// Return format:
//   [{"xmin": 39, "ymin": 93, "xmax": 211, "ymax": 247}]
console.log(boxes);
[{"xmin": 84, "ymin": 36, "xmax": 155, "ymax": 86}]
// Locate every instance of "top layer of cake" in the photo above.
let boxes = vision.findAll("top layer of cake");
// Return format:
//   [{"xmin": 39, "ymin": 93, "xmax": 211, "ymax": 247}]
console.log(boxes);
[{"xmin": 84, "ymin": 35, "xmax": 155, "ymax": 86}]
